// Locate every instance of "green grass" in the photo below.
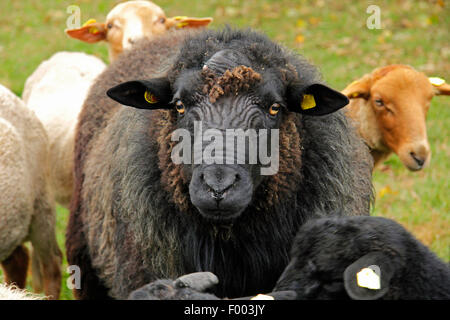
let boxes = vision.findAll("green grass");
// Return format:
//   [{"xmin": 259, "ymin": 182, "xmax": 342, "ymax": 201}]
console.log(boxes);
[{"xmin": 0, "ymin": 0, "xmax": 448, "ymax": 300}]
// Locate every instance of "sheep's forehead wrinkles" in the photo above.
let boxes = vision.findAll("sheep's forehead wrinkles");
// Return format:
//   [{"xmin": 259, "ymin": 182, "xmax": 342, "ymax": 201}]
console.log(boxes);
[{"xmin": 191, "ymin": 94, "xmax": 265, "ymax": 130}]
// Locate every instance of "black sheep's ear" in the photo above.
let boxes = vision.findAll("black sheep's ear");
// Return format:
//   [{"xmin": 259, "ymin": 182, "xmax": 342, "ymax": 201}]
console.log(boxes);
[
  {"xmin": 286, "ymin": 83, "xmax": 349, "ymax": 116},
  {"xmin": 343, "ymin": 252, "xmax": 397, "ymax": 300},
  {"xmin": 106, "ymin": 78, "xmax": 172, "ymax": 109}
]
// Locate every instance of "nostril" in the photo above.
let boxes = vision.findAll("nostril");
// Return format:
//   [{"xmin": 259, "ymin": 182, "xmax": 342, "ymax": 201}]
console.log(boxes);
[
  {"xmin": 202, "ymin": 166, "xmax": 242, "ymax": 202},
  {"xmin": 410, "ymin": 152, "xmax": 425, "ymax": 167},
  {"xmin": 211, "ymin": 190, "xmax": 224, "ymax": 201}
]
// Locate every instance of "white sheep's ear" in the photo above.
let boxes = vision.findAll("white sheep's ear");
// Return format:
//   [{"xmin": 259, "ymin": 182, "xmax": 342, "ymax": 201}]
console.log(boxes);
[
  {"xmin": 343, "ymin": 252, "xmax": 398, "ymax": 300},
  {"xmin": 106, "ymin": 78, "xmax": 172, "ymax": 109},
  {"xmin": 287, "ymin": 83, "xmax": 349, "ymax": 116}
]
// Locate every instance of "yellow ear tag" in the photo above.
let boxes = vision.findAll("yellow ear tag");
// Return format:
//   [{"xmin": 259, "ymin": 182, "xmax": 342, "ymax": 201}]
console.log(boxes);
[
  {"xmin": 301, "ymin": 94, "xmax": 316, "ymax": 110},
  {"xmin": 351, "ymin": 92, "xmax": 360, "ymax": 98},
  {"xmin": 144, "ymin": 91, "xmax": 158, "ymax": 104},
  {"xmin": 429, "ymin": 77, "xmax": 446, "ymax": 87},
  {"xmin": 176, "ymin": 22, "xmax": 189, "ymax": 28},
  {"xmin": 172, "ymin": 16, "xmax": 189, "ymax": 21},
  {"xmin": 356, "ymin": 267, "xmax": 381, "ymax": 290},
  {"xmin": 89, "ymin": 26, "xmax": 99, "ymax": 34},
  {"xmin": 82, "ymin": 19, "xmax": 97, "ymax": 27}
]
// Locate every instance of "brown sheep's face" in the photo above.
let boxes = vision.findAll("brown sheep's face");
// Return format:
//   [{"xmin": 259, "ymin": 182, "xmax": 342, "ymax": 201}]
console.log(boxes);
[
  {"xmin": 344, "ymin": 65, "xmax": 450, "ymax": 171},
  {"xmin": 107, "ymin": 50, "xmax": 349, "ymax": 221},
  {"xmin": 368, "ymin": 71, "xmax": 433, "ymax": 171}
]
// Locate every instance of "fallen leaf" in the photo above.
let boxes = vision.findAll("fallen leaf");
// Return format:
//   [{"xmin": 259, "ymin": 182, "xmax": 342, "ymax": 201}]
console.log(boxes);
[
  {"xmin": 295, "ymin": 34, "xmax": 305, "ymax": 44},
  {"xmin": 426, "ymin": 14, "xmax": 439, "ymax": 25},
  {"xmin": 377, "ymin": 186, "xmax": 398, "ymax": 199},
  {"xmin": 308, "ymin": 16, "xmax": 320, "ymax": 26},
  {"xmin": 296, "ymin": 19, "xmax": 306, "ymax": 28},
  {"xmin": 400, "ymin": 18, "xmax": 413, "ymax": 28}
]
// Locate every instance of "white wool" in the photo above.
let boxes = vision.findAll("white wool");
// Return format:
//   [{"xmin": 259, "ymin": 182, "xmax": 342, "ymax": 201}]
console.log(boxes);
[
  {"xmin": 0, "ymin": 84, "xmax": 62, "ymax": 299},
  {"xmin": 23, "ymin": 52, "xmax": 106, "ymax": 206},
  {"xmin": 0, "ymin": 284, "xmax": 45, "ymax": 300}
]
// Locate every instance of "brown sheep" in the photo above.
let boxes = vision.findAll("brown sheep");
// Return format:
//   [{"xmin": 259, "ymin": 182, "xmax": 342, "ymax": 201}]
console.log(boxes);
[{"xmin": 343, "ymin": 64, "xmax": 450, "ymax": 170}]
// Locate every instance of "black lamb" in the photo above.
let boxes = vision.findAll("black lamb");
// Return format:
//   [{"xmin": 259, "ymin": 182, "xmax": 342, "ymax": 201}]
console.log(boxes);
[{"xmin": 274, "ymin": 216, "xmax": 450, "ymax": 300}]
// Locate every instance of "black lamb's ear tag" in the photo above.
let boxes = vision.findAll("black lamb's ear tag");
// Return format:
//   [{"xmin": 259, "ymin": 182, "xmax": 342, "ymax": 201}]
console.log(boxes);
[
  {"xmin": 287, "ymin": 83, "xmax": 349, "ymax": 116},
  {"xmin": 343, "ymin": 252, "xmax": 396, "ymax": 300},
  {"xmin": 106, "ymin": 78, "xmax": 172, "ymax": 109}
]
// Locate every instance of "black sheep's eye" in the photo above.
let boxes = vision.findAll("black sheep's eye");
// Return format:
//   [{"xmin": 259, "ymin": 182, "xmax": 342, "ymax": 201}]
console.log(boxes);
[
  {"xmin": 374, "ymin": 99, "xmax": 384, "ymax": 107},
  {"xmin": 269, "ymin": 103, "xmax": 281, "ymax": 116},
  {"xmin": 107, "ymin": 22, "xmax": 113, "ymax": 29},
  {"xmin": 159, "ymin": 17, "xmax": 166, "ymax": 24},
  {"xmin": 175, "ymin": 100, "xmax": 185, "ymax": 114}
]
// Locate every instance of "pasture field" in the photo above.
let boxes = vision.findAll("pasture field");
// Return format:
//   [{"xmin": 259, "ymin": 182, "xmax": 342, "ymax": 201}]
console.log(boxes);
[{"xmin": 0, "ymin": 0, "xmax": 448, "ymax": 300}]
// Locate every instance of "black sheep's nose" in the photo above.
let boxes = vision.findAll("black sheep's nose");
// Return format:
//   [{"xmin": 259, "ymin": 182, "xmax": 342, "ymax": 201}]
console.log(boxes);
[{"xmin": 202, "ymin": 166, "xmax": 239, "ymax": 201}]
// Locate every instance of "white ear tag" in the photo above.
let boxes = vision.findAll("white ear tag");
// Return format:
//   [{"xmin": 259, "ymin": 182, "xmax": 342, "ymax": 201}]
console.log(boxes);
[
  {"xmin": 429, "ymin": 77, "xmax": 446, "ymax": 87},
  {"xmin": 356, "ymin": 267, "xmax": 381, "ymax": 290}
]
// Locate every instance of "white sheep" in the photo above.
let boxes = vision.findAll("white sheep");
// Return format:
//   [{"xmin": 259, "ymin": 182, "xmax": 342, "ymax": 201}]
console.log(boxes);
[
  {"xmin": 0, "ymin": 85, "xmax": 62, "ymax": 299},
  {"xmin": 0, "ymin": 284, "xmax": 44, "ymax": 300},
  {"xmin": 22, "ymin": 52, "xmax": 106, "ymax": 207},
  {"xmin": 65, "ymin": 0, "xmax": 213, "ymax": 62}
]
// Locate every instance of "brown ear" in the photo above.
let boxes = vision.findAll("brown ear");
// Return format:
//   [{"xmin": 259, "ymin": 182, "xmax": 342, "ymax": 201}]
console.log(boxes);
[
  {"xmin": 342, "ymin": 74, "xmax": 371, "ymax": 100},
  {"xmin": 429, "ymin": 77, "xmax": 450, "ymax": 96},
  {"xmin": 65, "ymin": 22, "xmax": 107, "ymax": 43},
  {"xmin": 166, "ymin": 16, "xmax": 213, "ymax": 29},
  {"xmin": 434, "ymin": 83, "xmax": 450, "ymax": 95}
]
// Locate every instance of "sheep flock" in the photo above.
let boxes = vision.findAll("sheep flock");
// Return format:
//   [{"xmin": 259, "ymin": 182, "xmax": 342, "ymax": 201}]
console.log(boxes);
[{"xmin": 0, "ymin": 0, "xmax": 449, "ymax": 301}]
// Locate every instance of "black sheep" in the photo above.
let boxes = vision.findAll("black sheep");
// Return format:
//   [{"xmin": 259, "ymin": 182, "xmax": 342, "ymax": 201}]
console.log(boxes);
[
  {"xmin": 66, "ymin": 27, "xmax": 373, "ymax": 299},
  {"xmin": 274, "ymin": 216, "xmax": 450, "ymax": 300}
]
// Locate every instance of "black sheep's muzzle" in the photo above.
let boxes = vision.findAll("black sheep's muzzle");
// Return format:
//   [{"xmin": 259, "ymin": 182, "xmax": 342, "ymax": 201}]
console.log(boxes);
[{"xmin": 189, "ymin": 164, "xmax": 253, "ymax": 221}]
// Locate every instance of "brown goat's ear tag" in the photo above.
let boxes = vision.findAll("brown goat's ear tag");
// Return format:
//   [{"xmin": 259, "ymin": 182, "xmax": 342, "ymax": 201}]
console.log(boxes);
[
  {"xmin": 343, "ymin": 77, "xmax": 371, "ymax": 100},
  {"xmin": 301, "ymin": 94, "xmax": 316, "ymax": 110},
  {"xmin": 347, "ymin": 82, "xmax": 363, "ymax": 98}
]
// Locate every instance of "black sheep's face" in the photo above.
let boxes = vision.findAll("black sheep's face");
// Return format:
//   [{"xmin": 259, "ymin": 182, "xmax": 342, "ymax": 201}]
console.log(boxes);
[
  {"xmin": 174, "ymin": 92, "xmax": 279, "ymax": 221},
  {"xmin": 106, "ymin": 50, "xmax": 349, "ymax": 222}
]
